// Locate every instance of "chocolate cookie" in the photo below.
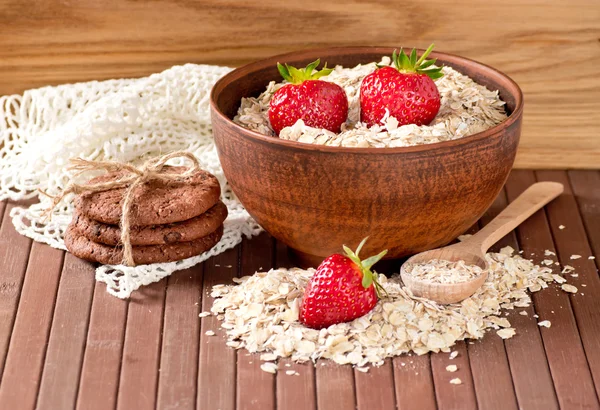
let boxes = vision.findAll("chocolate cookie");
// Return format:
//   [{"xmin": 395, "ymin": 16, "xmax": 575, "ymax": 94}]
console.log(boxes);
[
  {"xmin": 73, "ymin": 201, "xmax": 228, "ymax": 246},
  {"xmin": 77, "ymin": 166, "xmax": 221, "ymax": 226},
  {"xmin": 65, "ymin": 224, "xmax": 224, "ymax": 265}
]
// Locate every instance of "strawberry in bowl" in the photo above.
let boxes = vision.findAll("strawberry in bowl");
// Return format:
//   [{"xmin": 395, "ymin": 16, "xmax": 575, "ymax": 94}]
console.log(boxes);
[
  {"xmin": 268, "ymin": 59, "xmax": 348, "ymax": 135},
  {"xmin": 360, "ymin": 44, "xmax": 443, "ymax": 127}
]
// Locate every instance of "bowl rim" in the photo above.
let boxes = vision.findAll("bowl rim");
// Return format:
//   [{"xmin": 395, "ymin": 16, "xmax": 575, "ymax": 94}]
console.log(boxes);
[{"xmin": 210, "ymin": 46, "xmax": 524, "ymax": 155}]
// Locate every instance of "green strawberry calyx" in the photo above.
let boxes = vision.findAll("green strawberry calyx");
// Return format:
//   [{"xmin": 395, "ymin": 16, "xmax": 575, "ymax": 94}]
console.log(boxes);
[
  {"xmin": 388, "ymin": 43, "xmax": 444, "ymax": 80},
  {"xmin": 343, "ymin": 237, "xmax": 388, "ymax": 298},
  {"xmin": 277, "ymin": 59, "xmax": 333, "ymax": 84}
]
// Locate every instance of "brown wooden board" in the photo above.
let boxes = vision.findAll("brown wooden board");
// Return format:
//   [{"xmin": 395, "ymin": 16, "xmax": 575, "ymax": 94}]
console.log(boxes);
[
  {"xmin": 476, "ymin": 189, "xmax": 556, "ymax": 410},
  {"xmin": 2, "ymin": 171, "xmax": 600, "ymax": 408},
  {"xmin": 36, "ymin": 254, "xmax": 95, "ymax": 410},
  {"xmin": 355, "ymin": 358, "xmax": 396, "ymax": 410},
  {"xmin": 76, "ymin": 282, "xmax": 129, "ymax": 410},
  {"xmin": 0, "ymin": 241, "xmax": 64, "ymax": 409},
  {"xmin": 315, "ymin": 360, "xmax": 356, "ymax": 410},
  {"xmin": 197, "ymin": 246, "xmax": 239, "ymax": 410},
  {"xmin": 274, "ymin": 240, "xmax": 317, "ymax": 410},
  {"xmin": 0, "ymin": 202, "xmax": 32, "ymax": 379},
  {"xmin": 393, "ymin": 355, "xmax": 436, "ymax": 410},
  {"xmin": 236, "ymin": 233, "xmax": 275, "ymax": 410},
  {"xmin": 2, "ymin": 0, "xmax": 600, "ymax": 169},
  {"xmin": 117, "ymin": 280, "xmax": 166, "ymax": 410},
  {"xmin": 506, "ymin": 170, "xmax": 600, "ymax": 409},
  {"xmin": 537, "ymin": 170, "xmax": 600, "ymax": 397},
  {"xmin": 569, "ymin": 171, "xmax": 600, "ymax": 259},
  {"xmin": 156, "ymin": 265, "xmax": 203, "ymax": 410},
  {"xmin": 430, "ymin": 342, "xmax": 477, "ymax": 410}
]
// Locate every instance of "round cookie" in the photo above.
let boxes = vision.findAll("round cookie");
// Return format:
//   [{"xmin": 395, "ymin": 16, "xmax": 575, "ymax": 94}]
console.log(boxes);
[
  {"xmin": 73, "ymin": 201, "xmax": 228, "ymax": 246},
  {"xmin": 65, "ymin": 224, "xmax": 224, "ymax": 265},
  {"xmin": 77, "ymin": 166, "xmax": 221, "ymax": 226}
]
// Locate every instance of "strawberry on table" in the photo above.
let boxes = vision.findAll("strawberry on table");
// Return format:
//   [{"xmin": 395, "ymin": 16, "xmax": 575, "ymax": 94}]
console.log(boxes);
[
  {"xmin": 360, "ymin": 44, "xmax": 444, "ymax": 127},
  {"xmin": 299, "ymin": 238, "xmax": 388, "ymax": 330},
  {"xmin": 268, "ymin": 59, "xmax": 348, "ymax": 135}
]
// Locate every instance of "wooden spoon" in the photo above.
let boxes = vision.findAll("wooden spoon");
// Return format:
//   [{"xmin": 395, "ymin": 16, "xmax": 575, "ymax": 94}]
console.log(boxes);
[{"xmin": 400, "ymin": 182, "xmax": 564, "ymax": 304}]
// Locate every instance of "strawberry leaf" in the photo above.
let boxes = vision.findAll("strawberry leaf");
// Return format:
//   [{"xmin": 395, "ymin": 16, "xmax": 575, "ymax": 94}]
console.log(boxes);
[
  {"xmin": 389, "ymin": 43, "xmax": 444, "ymax": 80},
  {"xmin": 275, "ymin": 59, "xmax": 333, "ymax": 84}
]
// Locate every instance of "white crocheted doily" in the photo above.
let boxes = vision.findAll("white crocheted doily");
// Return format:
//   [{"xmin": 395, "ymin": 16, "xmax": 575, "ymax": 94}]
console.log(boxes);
[{"xmin": 0, "ymin": 64, "xmax": 262, "ymax": 298}]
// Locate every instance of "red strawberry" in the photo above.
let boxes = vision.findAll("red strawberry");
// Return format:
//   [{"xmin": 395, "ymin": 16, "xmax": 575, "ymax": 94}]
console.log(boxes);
[
  {"xmin": 360, "ymin": 44, "xmax": 444, "ymax": 127},
  {"xmin": 268, "ymin": 59, "xmax": 348, "ymax": 135},
  {"xmin": 299, "ymin": 238, "xmax": 388, "ymax": 329}
]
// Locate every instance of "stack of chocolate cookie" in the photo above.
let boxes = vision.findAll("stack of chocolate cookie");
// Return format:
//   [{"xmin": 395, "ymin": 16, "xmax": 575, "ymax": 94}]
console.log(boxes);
[{"xmin": 65, "ymin": 166, "xmax": 227, "ymax": 265}]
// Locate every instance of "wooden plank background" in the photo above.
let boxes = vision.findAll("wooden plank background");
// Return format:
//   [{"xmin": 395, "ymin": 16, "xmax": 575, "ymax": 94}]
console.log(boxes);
[{"xmin": 0, "ymin": 0, "xmax": 598, "ymax": 168}]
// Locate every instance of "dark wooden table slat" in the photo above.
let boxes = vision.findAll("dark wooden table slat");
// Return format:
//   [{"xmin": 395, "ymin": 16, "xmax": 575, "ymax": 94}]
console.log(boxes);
[
  {"xmin": 36, "ymin": 254, "xmax": 95, "ymax": 410},
  {"xmin": 476, "ymin": 188, "xmax": 555, "ymax": 410},
  {"xmin": 76, "ymin": 283, "xmax": 128, "ymax": 410},
  {"xmin": 507, "ymin": 170, "xmax": 599, "ymax": 409},
  {"xmin": 236, "ymin": 233, "xmax": 276, "ymax": 410},
  {"xmin": 117, "ymin": 280, "xmax": 167, "ymax": 410},
  {"xmin": 537, "ymin": 170, "xmax": 600, "ymax": 397},
  {"xmin": 354, "ymin": 358, "xmax": 396, "ymax": 410},
  {"xmin": 157, "ymin": 266, "xmax": 203, "ymax": 410},
  {"xmin": 198, "ymin": 247, "xmax": 239, "ymax": 410},
  {"xmin": 0, "ymin": 202, "xmax": 31, "ymax": 380},
  {"xmin": 0, "ymin": 241, "xmax": 64, "ymax": 409},
  {"xmin": 393, "ymin": 355, "xmax": 437, "ymax": 410}
]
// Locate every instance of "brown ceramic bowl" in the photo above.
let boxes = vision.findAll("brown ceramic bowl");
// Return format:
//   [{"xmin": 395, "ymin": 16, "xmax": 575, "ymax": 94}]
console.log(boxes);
[{"xmin": 210, "ymin": 47, "xmax": 523, "ymax": 267}]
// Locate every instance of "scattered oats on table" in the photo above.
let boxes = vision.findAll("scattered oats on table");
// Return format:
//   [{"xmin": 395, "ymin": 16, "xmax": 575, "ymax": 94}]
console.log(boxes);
[
  {"xmin": 496, "ymin": 328, "xmax": 516, "ymax": 340},
  {"xmin": 544, "ymin": 250, "xmax": 556, "ymax": 256},
  {"xmin": 402, "ymin": 259, "xmax": 484, "ymax": 284},
  {"xmin": 234, "ymin": 59, "xmax": 507, "ymax": 148},
  {"xmin": 562, "ymin": 265, "xmax": 575, "ymax": 274},
  {"xmin": 209, "ymin": 246, "xmax": 557, "ymax": 371},
  {"xmin": 260, "ymin": 362, "xmax": 278, "ymax": 374}
]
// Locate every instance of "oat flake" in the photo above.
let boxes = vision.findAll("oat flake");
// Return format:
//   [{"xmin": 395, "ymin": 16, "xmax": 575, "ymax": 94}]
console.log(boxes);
[
  {"xmin": 561, "ymin": 284, "xmax": 578, "ymax": 293},
  {"xmin": 446, "ymin": 365, "xmax": 458, "ymax": 372},
  {"xmin": 538, "ymin": 320, "xmax": 552, "ymax": 328},
  {"xmin": 450, "ymin": 378, "xmax": 462, "ymax": 385}
]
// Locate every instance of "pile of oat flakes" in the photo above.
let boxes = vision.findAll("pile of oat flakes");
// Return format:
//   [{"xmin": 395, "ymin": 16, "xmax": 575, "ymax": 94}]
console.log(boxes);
[
  {"xmin": 209, "ymin": 246, "xmax": 579, "ymax": 373},
  {"xmin": 233, "ymin": 57, "xmax": 508, "ymax": 148}
]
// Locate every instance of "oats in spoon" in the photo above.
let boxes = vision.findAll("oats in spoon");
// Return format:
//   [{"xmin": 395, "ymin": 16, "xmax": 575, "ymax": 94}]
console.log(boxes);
[{"xmin": 402, "ymin": 259, "xmax": 485, "ymax": 284}]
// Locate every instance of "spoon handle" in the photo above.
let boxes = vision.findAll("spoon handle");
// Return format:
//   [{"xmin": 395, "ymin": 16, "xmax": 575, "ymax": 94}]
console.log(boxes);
[{"xmin": 467, "ymin": 182, "xmax": 564, "ymax": 253}]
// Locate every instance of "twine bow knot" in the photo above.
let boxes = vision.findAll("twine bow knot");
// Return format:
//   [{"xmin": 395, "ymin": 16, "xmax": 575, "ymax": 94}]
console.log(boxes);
[{"xmin": 45, "ymin": 151, "xmax": 201, "ymax": 266}]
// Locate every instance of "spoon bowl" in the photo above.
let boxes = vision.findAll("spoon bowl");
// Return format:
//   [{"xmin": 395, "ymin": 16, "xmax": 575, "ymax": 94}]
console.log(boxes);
[
  {"xmin": 400, "ymin": 243, "xmax": 489, "ymax": 304},
  {"xmin": 400, "ymin": 181, "xmax": 564, "ymax": 304}
]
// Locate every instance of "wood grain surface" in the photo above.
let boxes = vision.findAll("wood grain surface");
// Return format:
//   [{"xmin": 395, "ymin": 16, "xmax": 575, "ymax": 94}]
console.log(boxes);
[
  {"xmin": 0, "ymin": 0, "xmax": 598, "ymax": 168},
  {"xmin": 0, "ymin": 171, "xmax": 599, "ymax": 409}
]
